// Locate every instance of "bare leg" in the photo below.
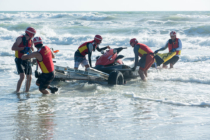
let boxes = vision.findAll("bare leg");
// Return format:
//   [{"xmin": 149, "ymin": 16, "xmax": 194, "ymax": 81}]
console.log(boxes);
[
  {"xmin": 40, "ymin": 89, "xmax": 50, "ymax": 94},
  {"xmin": 36, "ymin": 82, "xmax": 57, "ymax": 94},
  {"xmin": 25, "ymin": 74, "xmax": 32, "ymax": 92},
  {"xmin": 162, "ymin": 64, "xmax": 168, "ymax": 68},
  {"xmin": 85, "ymin": 64, "xmax": 90, "ymax": 71},
  {"xmin": 36, "ymin": 82, "xmax": 50, "ymax": 94},
  {"xmin": 138, "ymin": 69, "xmax": 146, "ymax": 81},
  {"xmin": 16, "ymin": 73, "xmax": 25, "ymax": 93},
  {"xmin": 170, "ymin": 63, "xmax": 173, "ymax": 68},
  {"xmin": 144, "ymin": 70, "xmax": 148, "ymax": 77}
]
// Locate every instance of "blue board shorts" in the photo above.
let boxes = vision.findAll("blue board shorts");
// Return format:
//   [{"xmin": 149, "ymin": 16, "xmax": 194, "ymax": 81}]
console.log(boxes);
[{"xmin": 74, "ymin": 56, "xmax": 88, "ymax": 68}]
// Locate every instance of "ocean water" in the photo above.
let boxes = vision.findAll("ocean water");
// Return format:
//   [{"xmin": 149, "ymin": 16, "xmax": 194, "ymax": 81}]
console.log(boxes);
[{"xmin": 0, "ymin": 11, "xmax": 210, "ymax": 140}]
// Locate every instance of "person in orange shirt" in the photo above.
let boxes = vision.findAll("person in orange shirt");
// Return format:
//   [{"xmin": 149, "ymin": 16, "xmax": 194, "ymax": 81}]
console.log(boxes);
[
  {"xmin": 130, "ymin": 38, "xmax": 155, "ymax": 81},
  {"xmin": 21, "ymin": 37, "xmax": 58, "ymax": 94},
  {"xmin": 11, "ymin": 27, "xmax": 36, "ymax": 93}
]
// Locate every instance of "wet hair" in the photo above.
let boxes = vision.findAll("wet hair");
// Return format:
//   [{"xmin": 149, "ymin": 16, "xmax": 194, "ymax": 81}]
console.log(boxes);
[{"xmin": 35, "ymin": 44, "xmax": 43, "ymax": 48}]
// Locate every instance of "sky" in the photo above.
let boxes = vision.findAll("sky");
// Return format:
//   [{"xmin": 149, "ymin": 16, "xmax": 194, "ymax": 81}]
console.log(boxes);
[{"xmin": 0, "ymin": 0, "xmax": 210, "ymax": 11}]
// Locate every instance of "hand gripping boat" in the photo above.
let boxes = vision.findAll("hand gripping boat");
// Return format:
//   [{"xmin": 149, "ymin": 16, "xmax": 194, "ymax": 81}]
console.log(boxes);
[{"xmin": 54, "ymin": 47, "xmax": 138, "ymax": 85}]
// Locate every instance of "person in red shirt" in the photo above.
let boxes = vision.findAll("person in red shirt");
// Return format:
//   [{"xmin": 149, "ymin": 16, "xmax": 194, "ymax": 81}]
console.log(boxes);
[
  {"xmin": 130, "ymin": 38, "xmax": 155, "ymax": 81},
  {"xmin": 74, "ymin": 35, "xmax": 110, "ymax": 70},
  {"xmin": 154, "ymin": 31, "xmax": 182, "ymax": 68},
  {"xmin": 21, "ymin": 37, "xmax": 58, "ymax": 94},
  {"xmin": 11, "ymin": 27, "xmax": 36, "ymax": 93}
]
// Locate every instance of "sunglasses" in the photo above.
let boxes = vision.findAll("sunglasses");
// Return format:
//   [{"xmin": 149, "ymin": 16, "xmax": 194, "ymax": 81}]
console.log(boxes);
[{"xmin": 26, "ymin": 34, "xmax": 34, "ymax": 38}]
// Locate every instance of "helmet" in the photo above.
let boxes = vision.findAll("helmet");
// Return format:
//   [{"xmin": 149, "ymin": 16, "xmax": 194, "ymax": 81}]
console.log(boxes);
[
  {"xmin": 130, "ymin": 38, "xmax": 137, "ymax": 45},
  {"xmin": 170, "ymin": 31, "xmax": 176, "ymax": 36},
  {"xmin": 25, "ymin": 27, "xmax": 36, "ymax": 38},
  {"xmin": 94, "ymin": 35, "xmax": 102, "ymax": 44},
  {"xmin": 33, "ymin": 37, "xmax": 43, "ymax": 46}
]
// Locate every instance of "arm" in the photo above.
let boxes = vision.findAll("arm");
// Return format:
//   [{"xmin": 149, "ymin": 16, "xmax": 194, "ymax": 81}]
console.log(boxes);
[
  {"xmin": 11, "ymin": 37, "xmax": 24, "ymax": 51},
  {"xmin": 133, "ymin": 45, "xmax": 140, "ymax": 68},
  {"xmin": 88, "ymin": 51, "xmax": 92, "ymax": 67},
  {"xmin": 51, "ymin": 50, "xmax": 55, "ymax": 58},
  {"xmin": 21, "ymin": 52, "xmax": 42, "ymax": 61},
  {"xmin": 31, "ymin": 43, "xmax": 34, "ymax": 52},
  {"xmin": 88, "ymin": 44, "xmax": 93, "ymax": 67},
  {"xmin": 176, "ymin": 39, "xmax": 182, "ymax": 51},
  {"xmin": 96, "ymin": 45, "xmax": 110, "ymax": 52},
  {"xmin": 159, "ymin": 40, "xmax": 169, "ymax": 51}
]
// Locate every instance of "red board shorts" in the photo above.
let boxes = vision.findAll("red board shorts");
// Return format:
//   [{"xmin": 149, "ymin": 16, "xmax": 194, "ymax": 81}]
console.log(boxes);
[{"xmin": 138, "ymin": 54, "xmax": 155, "ymax": 71}]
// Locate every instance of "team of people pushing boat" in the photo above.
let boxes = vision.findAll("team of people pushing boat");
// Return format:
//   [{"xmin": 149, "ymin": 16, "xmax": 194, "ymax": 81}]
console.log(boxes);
[{"xmin": 11, "ymin": 27, "xmax": 182, "ymax": 94}]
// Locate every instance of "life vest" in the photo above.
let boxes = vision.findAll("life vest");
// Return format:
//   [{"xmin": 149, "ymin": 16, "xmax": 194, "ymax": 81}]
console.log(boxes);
[
  {"xmin": 168, "ymin": 38, "xmax": 181, "ymax": 55},
  {"xmin": 15, "ymin": 35, "xmax": 32, "ymax": 58},
  {"xmin": 78, "ymin": 40, "xmax": 97, "ymax": 56},
  {"xmin": 37, "ymin": 46, "xmax": 54, "ymax": 73},
  {"xmin": 137, "ymin": 43, "xmax": 153, "ymax": 57}
]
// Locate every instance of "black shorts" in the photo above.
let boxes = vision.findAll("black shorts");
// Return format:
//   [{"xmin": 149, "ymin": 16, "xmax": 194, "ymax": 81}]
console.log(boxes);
[
  {"xmin": 163, "ymin": 56, "xmax": 179, "ymax": 65},
  {"xmin": 36, "ymin": 71, "xmax": 55, "ymax": 90},
  {"xmin": 15, "ymin": 58, "xmax": 32, "ymax": 75}
]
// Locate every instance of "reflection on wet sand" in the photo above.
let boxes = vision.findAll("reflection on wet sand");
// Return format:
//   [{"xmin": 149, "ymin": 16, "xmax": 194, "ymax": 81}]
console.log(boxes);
[{"xmin": 14, "ymin": 94, "xmax": 56, "ymax": 139}]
